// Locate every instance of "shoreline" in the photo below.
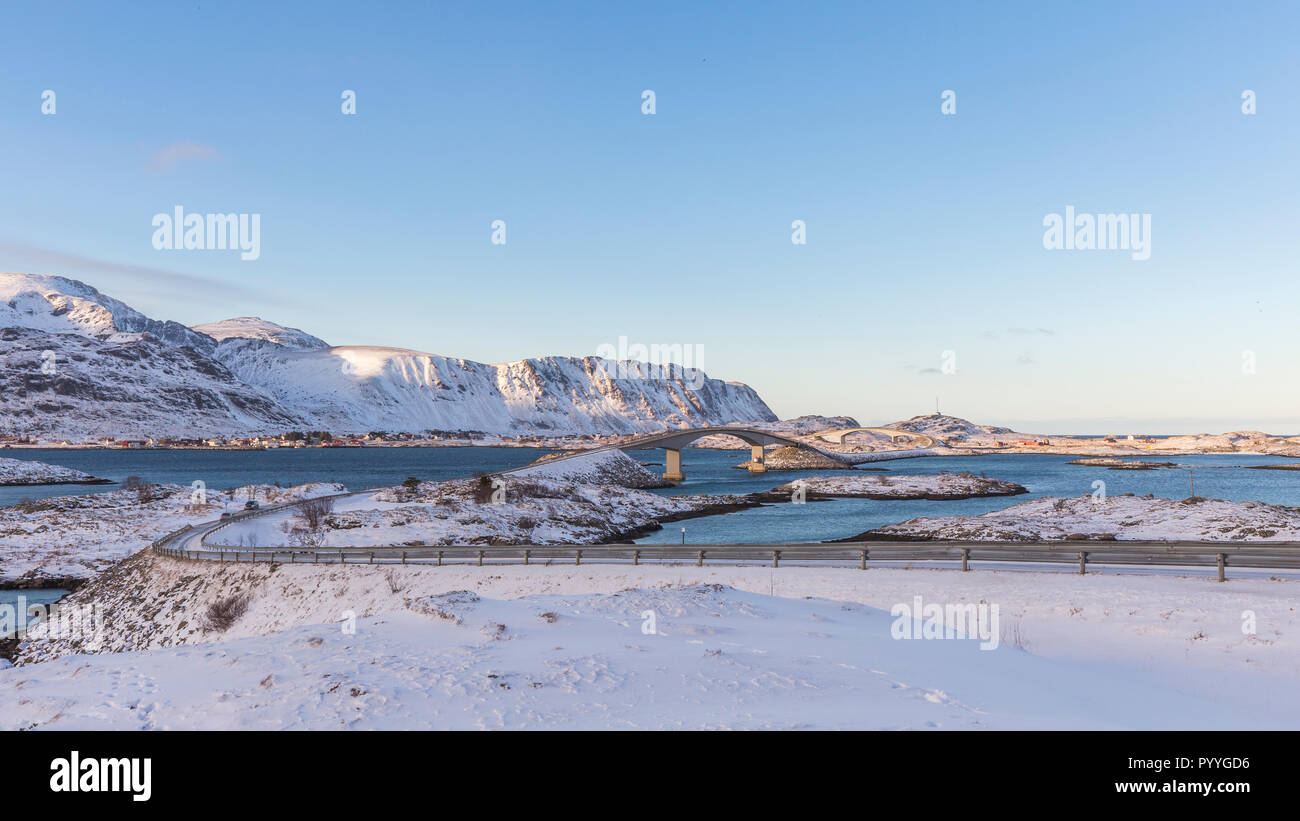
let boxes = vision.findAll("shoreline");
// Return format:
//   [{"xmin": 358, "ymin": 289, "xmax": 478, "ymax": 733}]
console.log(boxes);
[
  {"xmin": 0, "ymin": 577, "xmax": 84, "ymax": 592},
  {"xmin": 603, "ymin": 498, "xmax": 766, "ymax": 543},
  {"xmin": 0, "ymin": 478, "xmax": 114, "ymax": 487}
]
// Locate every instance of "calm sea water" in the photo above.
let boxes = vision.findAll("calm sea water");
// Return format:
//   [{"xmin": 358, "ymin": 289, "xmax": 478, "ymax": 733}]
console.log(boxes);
[
  {"xmin": 1, "ymin": 447, "xmax": 1296, "ymax": 545},
  {"xmin": 0, "ymin": 447, "xmax": 547, "ymax": 507},
  {"xmin": 627, "ymin": 449, "xmax": 1300, "ymax": 544},
  {"xmin": 0, "ymin": 589, "xmax": 69, "ymax": 636}
]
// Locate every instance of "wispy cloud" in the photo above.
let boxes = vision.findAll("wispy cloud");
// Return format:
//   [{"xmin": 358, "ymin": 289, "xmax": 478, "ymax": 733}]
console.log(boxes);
[
  {"xmin": 0, "ymin": 239, "xmax": 258, "ymax": 301},
  {"xmin": 984, "ymin": 327, "xmax": 1056, "ymax": 341},
  {"xmin": 148, "ymin": 141, "xmax": 222, "ymax": 172}
]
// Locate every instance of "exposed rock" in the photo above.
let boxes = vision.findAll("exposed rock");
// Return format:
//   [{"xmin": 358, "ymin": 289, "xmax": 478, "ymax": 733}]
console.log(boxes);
[{"xmin": 733, "ymin": 445, "xmax": 852, "ymax": 471}]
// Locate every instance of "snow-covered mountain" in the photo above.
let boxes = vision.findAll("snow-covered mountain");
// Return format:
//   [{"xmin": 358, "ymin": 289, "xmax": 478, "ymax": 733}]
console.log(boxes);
[
  {"xmin": 0, "ymin": 273, "xmax": 776, "ymax": 439},
  {"xmin": 193, "ymin": 317, "xmax": 329, "ymax": 350},
  {"xmin": 0, "ymin": 273, "xmax": 216, "ymax": 354},
  {"xmin": 209, "ymin": 343, "xmax": 776, "ymax": 434}
]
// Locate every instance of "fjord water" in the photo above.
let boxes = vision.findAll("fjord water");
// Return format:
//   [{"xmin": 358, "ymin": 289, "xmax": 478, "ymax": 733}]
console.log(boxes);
[
  {"xmin": 2, "ymin": 448, "xmax": 1297, "ymax": 544},
  {"xmin": 0, "ymin": 447, "xmax": 548, "ymax": 507}
]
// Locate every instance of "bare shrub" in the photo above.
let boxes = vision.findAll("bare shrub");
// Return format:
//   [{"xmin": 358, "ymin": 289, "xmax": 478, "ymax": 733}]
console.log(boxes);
[
  {"xmin": 1000, "ymin": 618, "xmax": 1032, "ymax": 652},
  {"xmin": 384, "ymin": 568, "xmax": 406, "ymax": 594},
  {"xmin": 122, "ymin": 475, "xmax": 159, "ymax": 503},
  {"xmin": 203, "ymin": 594, "xmax": 250, "ymax": 632},
  {"xmin": 297, "ymin": 496, "xmax": 336, "ymax": 530},
  {"xmin": 392, "ymin": 476, "xmax": 422, "ymax": 502},
  {"xmin": 285, "ymin": 525, "xmax": 325, "ymax": 548},
  {"xmin": 511, "ymin": 480, "xmax": 548, "ymax": 498}
]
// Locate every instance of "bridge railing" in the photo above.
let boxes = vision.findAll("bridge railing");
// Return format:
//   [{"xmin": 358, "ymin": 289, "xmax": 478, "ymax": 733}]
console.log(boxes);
[{"xmin": 151, "ymin": 539, "xmax": 1300, "ymax": 581}]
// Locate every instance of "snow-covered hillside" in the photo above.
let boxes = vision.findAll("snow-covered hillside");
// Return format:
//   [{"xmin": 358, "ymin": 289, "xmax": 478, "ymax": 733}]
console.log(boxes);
[
  {"xmin": 0, "ymin": 326, "xmax": 307, "ymax": 439},
  {"xmin": 887, "ymin": 413, "xmax": 1013, "ymax": 439},
  {"xmin": 0, "ymin": 274, "xmax": 776, "ymax": 439},
  {"xmin": 511, "ymin": 449, "xmax": 668, "ymax": 487}
]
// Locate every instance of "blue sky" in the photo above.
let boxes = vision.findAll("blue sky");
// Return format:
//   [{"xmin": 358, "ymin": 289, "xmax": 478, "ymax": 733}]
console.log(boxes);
[{"xmin": 1, "ymin": 1, "xmax": 1297, "ymax": 432}]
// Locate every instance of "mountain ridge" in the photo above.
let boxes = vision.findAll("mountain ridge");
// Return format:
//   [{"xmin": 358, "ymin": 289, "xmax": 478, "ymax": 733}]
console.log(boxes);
[{"xmin": 0, "ymin": 273, "xmax": 777, "ymax": 439}]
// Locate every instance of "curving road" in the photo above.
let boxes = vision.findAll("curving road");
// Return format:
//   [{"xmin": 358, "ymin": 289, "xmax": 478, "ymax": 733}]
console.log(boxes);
[{"xmin": 154, "ymin": 516, "xmax": 1300, "ymax": 581}]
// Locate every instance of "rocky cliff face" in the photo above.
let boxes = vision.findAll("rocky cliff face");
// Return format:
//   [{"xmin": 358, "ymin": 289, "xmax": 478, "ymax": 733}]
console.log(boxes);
[{"xmin": 209, "ymin": 343, "xmax": 777, "ymax": 435}]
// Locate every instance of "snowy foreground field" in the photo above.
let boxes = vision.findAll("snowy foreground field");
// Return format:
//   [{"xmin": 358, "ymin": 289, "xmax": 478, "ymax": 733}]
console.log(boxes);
[{"xmin": 4, "ymin": 562, "xmax": 1297, "ymax": 730}]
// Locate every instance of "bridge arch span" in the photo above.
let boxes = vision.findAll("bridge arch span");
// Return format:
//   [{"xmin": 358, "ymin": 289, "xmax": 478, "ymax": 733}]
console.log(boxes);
[{"xmin": 614, "ymin": 427, "xmax": 823, "ymax": 482}]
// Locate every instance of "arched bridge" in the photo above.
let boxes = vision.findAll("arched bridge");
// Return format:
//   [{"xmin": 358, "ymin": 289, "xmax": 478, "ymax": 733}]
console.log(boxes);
[
  {"xmin": 510, "ymin": 426, "xmax": 836, "ymax": 483},
  {"xmin": 617, "ymin": 426, "xmax": 821, "ymax": 481}
]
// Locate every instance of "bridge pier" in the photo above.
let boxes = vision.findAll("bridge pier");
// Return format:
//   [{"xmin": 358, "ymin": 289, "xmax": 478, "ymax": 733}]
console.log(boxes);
[
  {"xmin": 663, "ymin": 448, "xmax": 684, "ymax": 483},
  {"xmin": 746, "ymin": 444, "xmax": 767, "ymax": 473}
]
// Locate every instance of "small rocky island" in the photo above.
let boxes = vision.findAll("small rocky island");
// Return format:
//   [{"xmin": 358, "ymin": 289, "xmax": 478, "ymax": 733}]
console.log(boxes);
[
  {"xmin": 850, "ymin": 494, "xmax": 1300, "ymax": 542},
  {"xmin": 1066, "ymin": 458, "xmax": 1180, "ymax": 470},
  {"xmin": 734, "ymin": 445, "xmax": 855, "ymax": 471},
  {"xmin": 0, "ymin": 456, "xmax": 112, "ymax": 486},
  {"xmin": 757, "ymin": 472, "xmax": 1028, "ymax": 501}
]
